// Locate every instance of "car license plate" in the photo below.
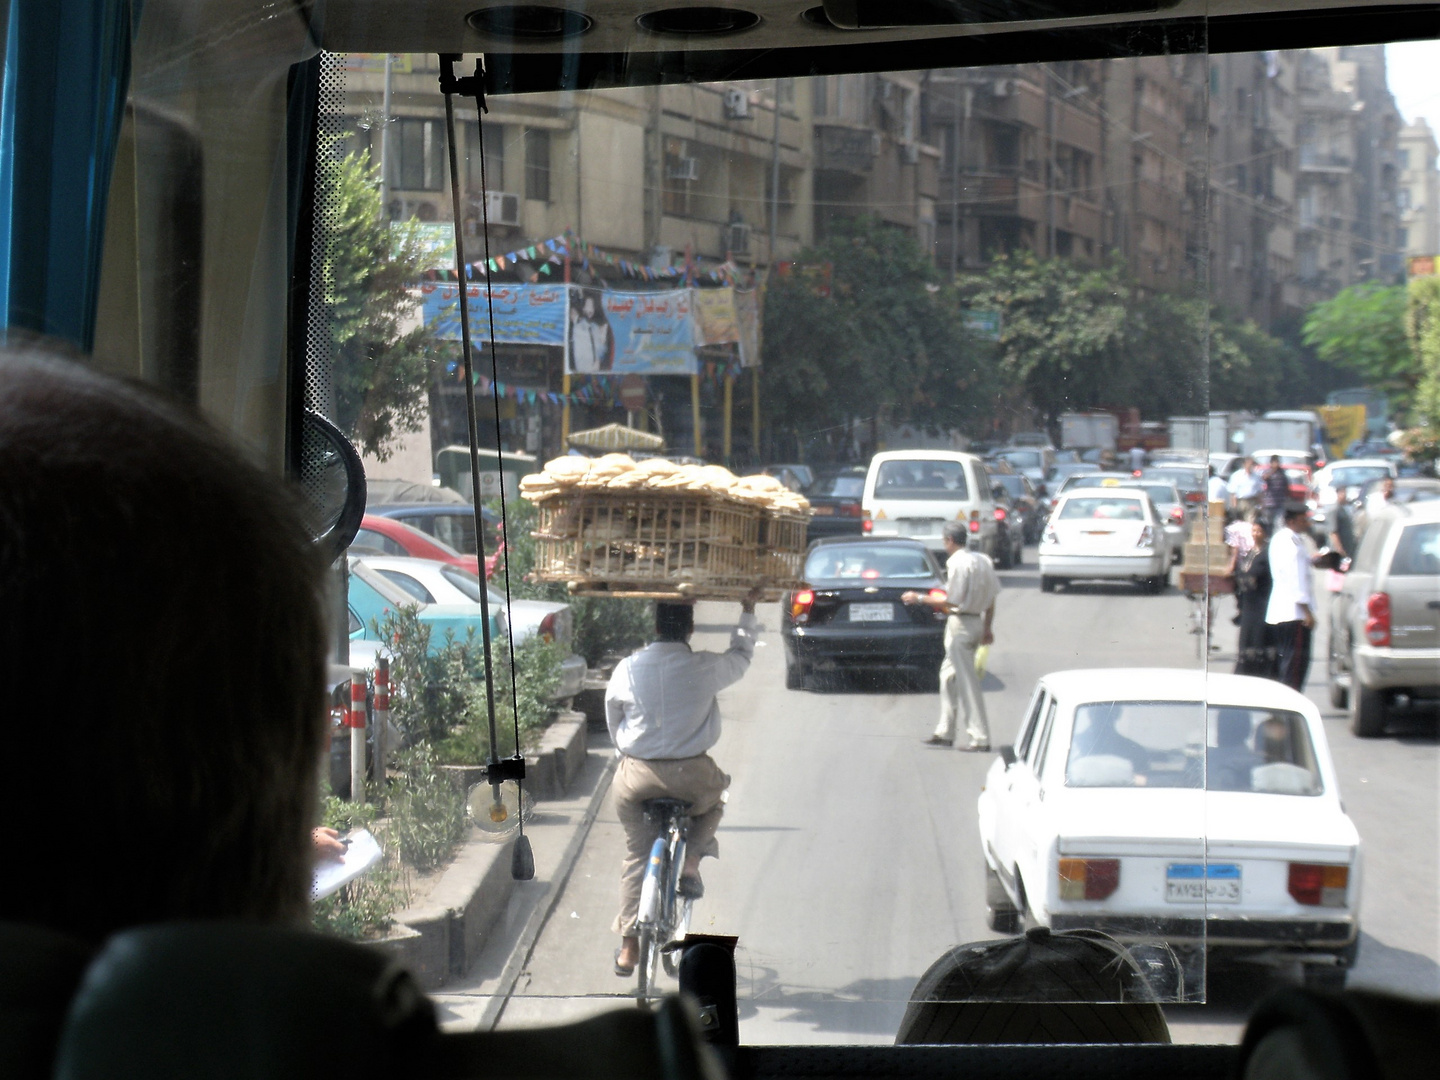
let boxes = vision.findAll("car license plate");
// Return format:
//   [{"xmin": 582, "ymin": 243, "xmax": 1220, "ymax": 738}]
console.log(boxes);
[
  {"xmin": 848, "ymin": 603, "xmax": 893, "ymax": 622},
  {"xmin": 900, "ymin": 518, "xmax": 943, "ymax": 534},
  {"xmin": 812, "ymin": 505, "xmax": 834, "ymax": 516},
  {"xmin": 1165, "ymin": 863, "xmax": 1241, "ymax": 903}
]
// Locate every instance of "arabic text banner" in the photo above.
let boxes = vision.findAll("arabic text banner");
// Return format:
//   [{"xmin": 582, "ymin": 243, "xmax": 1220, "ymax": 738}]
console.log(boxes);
[
  {"xmin": 418, "ymin": 282, "xmax": 569, "ymax": 349},
  {"xmin": 568, "ymin": 288, "xmax": 699, "ymax": 375}
]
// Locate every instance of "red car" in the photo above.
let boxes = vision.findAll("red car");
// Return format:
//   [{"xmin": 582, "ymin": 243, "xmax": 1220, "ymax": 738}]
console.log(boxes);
[{"xmin": 351, "ymin": 514, "xmax": 481, "ymax": 575}]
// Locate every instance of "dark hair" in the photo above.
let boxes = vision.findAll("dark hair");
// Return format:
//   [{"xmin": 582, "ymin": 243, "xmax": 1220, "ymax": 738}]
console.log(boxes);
[
  {"xmin": 0, "ymin": 346, "xmax": 330, "ymax": 942},
  {"xmin": 1270, "ymin": 455, "xmax": 1281, "ymax": 465},
  {"xmin": 942, "ymin": 521, "xmax": 969, "ymax": 547},
  {"xmin": 1283, "ymin": 503, "xmax": 1310, "ymax": 521},
  {"xmin": 655, "ymin": 602, "xmax": 695, "ymax": 642}
]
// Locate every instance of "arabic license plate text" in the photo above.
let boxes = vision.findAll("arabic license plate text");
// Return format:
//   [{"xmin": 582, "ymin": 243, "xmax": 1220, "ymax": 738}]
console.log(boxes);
[
  {"xmin": 848, "ymin": 603, "xmax": 893, "ymax": 622},
  {"xmin": 1165, "ymin": 863, "xmax": 1241, "ymax": 903},
  {"xmin": 812, "ymin": 505, "xmax": 834, "ymax": 515}
]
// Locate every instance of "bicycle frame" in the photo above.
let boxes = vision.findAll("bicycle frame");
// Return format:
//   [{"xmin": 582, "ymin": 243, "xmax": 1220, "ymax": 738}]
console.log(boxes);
[{"xmin": 635, "ymin": 807, "xmax": 692, "ymax": 998}]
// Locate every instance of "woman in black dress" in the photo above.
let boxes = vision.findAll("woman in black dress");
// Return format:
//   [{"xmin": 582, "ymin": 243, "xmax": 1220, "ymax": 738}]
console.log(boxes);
[{"xmin": 1233, "ymin": 517, "xmax": 1278, "ymax": 678}]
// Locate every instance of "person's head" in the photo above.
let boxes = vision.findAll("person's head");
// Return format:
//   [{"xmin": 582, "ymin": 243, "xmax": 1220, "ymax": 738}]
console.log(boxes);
[
  {"xmin": 1215, "ymin": 709, "xmax": 1252, "ymax": 749},
  {"xmin": 1257, "ymin": 717, "xmax": 1290, "ymax": 762},
  {"xmin": 1244, "ymin": 459, "xmax": 1254, "ymax": 472},
  {"xmin": 1283, "ymin": 504, "xmax": 1310, "ymax": 532},
  {"xmin": 941, "ymin": 521, "xmax": 969, "ymax": 553},
  {"xmin": 1, "ymin": 344, "xmax": 330, "ymax": 944},
  {"xmin": 1250, "ymin": 516, "xmax": 1269, "ymax": 547},
  {"xmin": 1269, "ymin": 455, "xmax": 1281, "ymax": 468},
  {"xmin": 655, "ymin": 602, "xmax": 695, "ymax": 643},
  {"xmin": 1380, "ymin": 476, "xmax": 1396, "ymax": 499}
]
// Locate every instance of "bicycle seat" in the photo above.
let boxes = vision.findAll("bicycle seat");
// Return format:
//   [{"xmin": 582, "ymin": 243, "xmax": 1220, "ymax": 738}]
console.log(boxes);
[{"xmin": 641, "ymin": 797, "xmax": 693, "ymax": 818}]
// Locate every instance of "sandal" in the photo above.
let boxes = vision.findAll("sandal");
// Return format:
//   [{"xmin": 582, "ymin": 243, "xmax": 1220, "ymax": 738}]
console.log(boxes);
[
  {"xmin": 614, "ymin": 947, "xmax": 636, "ymax": 977},
  {"xmin": 678, "ymin": 873, "xmax": 704, "ymax": 900}
]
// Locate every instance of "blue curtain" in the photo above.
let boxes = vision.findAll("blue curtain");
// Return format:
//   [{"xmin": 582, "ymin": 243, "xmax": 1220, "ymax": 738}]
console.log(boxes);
[{"xmin": 0, "ymin": 0, "xmax": 139, "ymax": 351}]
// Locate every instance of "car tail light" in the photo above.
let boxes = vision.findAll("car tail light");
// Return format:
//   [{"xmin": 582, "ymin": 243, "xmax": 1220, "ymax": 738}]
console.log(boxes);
[
  {"xmin": 1365, "ymin": 592, "xmax": 1391, "ymax": 646},
  {"xmin": 538, "ymin": 612, "xmax": 557, "ymax": 643},
  {"xmin": 1169, "ymin": 506, "xmax": 1185, "ymax": 525},
  {"xmin": 1288, "ymin": 863, "xmax": 1349, "ymax": 907},
  {"xmin": 1058, "ymin": 858, "xmax": 1120, "ymax": 900},
  {"xmin": 1136, "ymin": 525, "xmax": 1155, "ymax": 548},
  {"xmin": 1184, "ymin": 490, "xmax": 1204, "ymax": 503},
  {"xmin": 1132, "ymin": 470, "xmax": 1143, "ymax": 477},
  {"xmin": 994, "ymin": 506, "xmax": 1008, "ymax": 521},
  {"xmin": 862, "ymin": 518, "xmax": 873, "ymax": 533},
  {"xmin": 928, "ymin": 588, "xmax": 948, "ymax": 604},
  {"xmin": 790, "ymin": 589, "xmax": 815, "ymax": 622},
  {"xmin": 841, "ymin": 501, "xmax": 863, "ymax": 517},
  {"xmin": 967, "ymin": 509, "xmax": 981, "ymax": 534}
]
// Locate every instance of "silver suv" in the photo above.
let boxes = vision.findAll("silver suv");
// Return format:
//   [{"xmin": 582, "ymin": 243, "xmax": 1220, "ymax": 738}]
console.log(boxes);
[{"xmin": 1327, "ymin": 501, "xmax": 1440, "ymax": 737}]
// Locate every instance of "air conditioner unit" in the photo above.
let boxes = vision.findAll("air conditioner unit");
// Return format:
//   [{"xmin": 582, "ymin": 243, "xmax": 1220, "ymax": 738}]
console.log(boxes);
[
  {"xmin": 993, "ymin": 79, "xmax": 1015, "ymax": 97},
  {"xmin": 723, "ymin": 87, "xmax": 752, "ymax": 120},
  {"xmin": 485, "ymin": 191, "xmax": 521, "ymax": 227},
  {"xmin": 726, "ymin": 222, "xmax": 751, "ymax": 255},
  {"xmin": 667, "ymin": 156, "xmax": 700, "ymax": 181},
  {"xmin": 902, "ymin": 141, "xmax": 920, "ymax": 165}
]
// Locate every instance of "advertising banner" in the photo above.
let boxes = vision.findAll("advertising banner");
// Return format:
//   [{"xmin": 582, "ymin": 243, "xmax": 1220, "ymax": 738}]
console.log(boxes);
[
  {"xmin": 693, "ymin": 287, "xmax": 739, "ymax": 345},
  {"xmin": 419, "ymin": 282, "xmax": 569, "ymax": 351},
  {"xmin": 568, "ymin": 287, "xmax": 698, "ymax": 375},
  {"xmin": 735, "ymin": 289, "xmax": 760, "ymax": 367}
]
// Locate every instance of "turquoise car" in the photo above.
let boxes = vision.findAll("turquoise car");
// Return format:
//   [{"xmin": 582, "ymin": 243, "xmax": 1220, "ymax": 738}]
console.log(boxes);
[{"xmin": 346, "ymin": 557, "xmax": 503, "ymax": 648}]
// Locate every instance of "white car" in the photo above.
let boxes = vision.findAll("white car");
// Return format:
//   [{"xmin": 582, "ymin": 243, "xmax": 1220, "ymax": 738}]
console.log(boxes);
[
  {"xmin": 977, "ymin": 669, "xmax": 1362, "ymax": 993},
  {"xmin": 1038, "ymin": 487, "xmax": 1170, "ymax": 593},
  {"xmin": 355, "ymin": 556, "xmax": 586, "ymax": 700},
  {"xmin": 1309, "ymin": 459, "xmax": 1397, "ymax": 530},
  {"xmin": 862, "ymin": 450, "xmax": 1000, "ymax": 559}
]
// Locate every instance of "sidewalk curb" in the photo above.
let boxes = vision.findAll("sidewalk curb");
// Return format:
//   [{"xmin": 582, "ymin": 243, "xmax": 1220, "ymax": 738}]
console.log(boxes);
[{"xmin": 476, "ymin": 750, "xmax": 620, "ymax": 1030}]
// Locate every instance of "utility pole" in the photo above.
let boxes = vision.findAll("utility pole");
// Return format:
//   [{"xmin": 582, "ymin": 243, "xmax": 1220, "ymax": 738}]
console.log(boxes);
[
  {"xmin": 769, "ymin": 79, "xmax": 782, "ymax": 267},
  {"xmin": 379, "ymin": 54, "xmax": 393, "ymax": 221},
  {"xmin": 951, "ymin": 79, "xmax": 961, "ymax": 278}
]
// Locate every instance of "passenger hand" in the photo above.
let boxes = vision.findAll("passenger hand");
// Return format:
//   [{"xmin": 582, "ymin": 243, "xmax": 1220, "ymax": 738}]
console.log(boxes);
[
  {"xmin": 312, "ymin": 826, "xmax": 347, "ymax": 861},
  {"xmin": 900, "ymin": 591, "xmax": 920, "ymax": 605},
  {"xmin": 742, "ymin": 585, "xmax": 763, "ymax": 614},
  {"xmin": 981, "ymin": 629, "xmax": 994, "ymax": 646}
]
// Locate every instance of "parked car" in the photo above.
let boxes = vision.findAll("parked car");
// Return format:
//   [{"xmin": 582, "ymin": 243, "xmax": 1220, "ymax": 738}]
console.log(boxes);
[
  {"xmin": 862, "ymin": 450, "xmax": 1000, "ymax": 559},
  {"xmin": 1039, "ymin": 487, "xmax": 1170, "ymax": 593},
  {"xmin": 781, "ymin": 538, "xmax": 949, "ymax": 690},
  {"xmin": 991, "ymin": 472, "xmax": 1046, "ymax": 544},
  {"xmin": 351, "ymin": 514, "xmax": 479, "ymax": 574},
  {"xmin": 368, "ymin": 502, "xmax": 499, "ymax": 558},
  {"xmin": 978, "ymin": 669, "xmax": 1362, "ymax": 992},
  {"xmin": 346, "ymin": 556, "xmax": 501, "ymax": 645},
  {"xmin": 803, "ymin": 466, "xmax": 868, "ymax": 543},
  {"xmin": 1326, "ymin": 500, "xmax": 1440, "ymax": 737}
]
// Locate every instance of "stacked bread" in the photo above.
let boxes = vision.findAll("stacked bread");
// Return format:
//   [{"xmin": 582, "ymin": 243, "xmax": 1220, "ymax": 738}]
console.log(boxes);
[{"xmin": 520, "ymin": 455, "xmax": 810, "ymax": 514}]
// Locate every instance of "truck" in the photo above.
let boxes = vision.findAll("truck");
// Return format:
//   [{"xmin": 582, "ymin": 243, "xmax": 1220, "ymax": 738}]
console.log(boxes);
[
  {"xmin": 1166, "ymin": 416, "xmax": 1209, "ymax": 451},
  {"xmin": 1059, "ymin": 412, "xmax": 1118, "ymax": 451},
  {"xmin": 1241, "ymin": 417, "xmax": 1314, "ymax": 457}
]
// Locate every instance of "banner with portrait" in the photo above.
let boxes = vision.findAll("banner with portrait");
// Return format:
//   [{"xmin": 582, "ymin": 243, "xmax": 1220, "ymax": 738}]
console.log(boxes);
[
  {"xmin": 567, "ymin": 287, "xmax": 699, "ymax": 375},
  {"xmin": 693, "ymin": 287, "xmax": 739, "ymax": 346},
  {"xmin": 734, "ymin": 289, "xmax": 761, "ymax": 367}
]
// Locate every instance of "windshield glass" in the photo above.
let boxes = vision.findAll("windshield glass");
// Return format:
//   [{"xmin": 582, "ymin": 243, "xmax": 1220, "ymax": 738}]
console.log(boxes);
[
  {"xmin": 62, "ymin": 9, "xmax": 1439, "ymax": 1054},
  {"xmin": 1066, "ymin": 704, "xmax": 1321, "ymax": 794},
  {"xmin": 874, "ymin": 460, "xmax": 969, "ymax": 500}
]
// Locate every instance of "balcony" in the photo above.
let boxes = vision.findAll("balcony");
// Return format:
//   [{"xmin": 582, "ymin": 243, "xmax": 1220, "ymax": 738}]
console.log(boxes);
[
  {"xmin": 943, "ymin": 169, "xmax": 1048, "ymax": 223},
  {"xmin": 1299, "ymin": 148, "xmax": 1353, "ymax": 172}
]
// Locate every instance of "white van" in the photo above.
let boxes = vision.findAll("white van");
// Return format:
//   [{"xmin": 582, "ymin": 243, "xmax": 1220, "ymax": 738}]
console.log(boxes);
[{"xmin": 861, "ymin": 450, "xmax": 1000, "ymax": 560}]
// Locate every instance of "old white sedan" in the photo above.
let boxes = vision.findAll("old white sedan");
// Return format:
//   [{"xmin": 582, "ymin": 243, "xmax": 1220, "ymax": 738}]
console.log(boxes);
[
  {"xmin": 1038, "ymin": 487, "xmax": 1170, "ymax": 593},
  {"xmin": 977, "ymin": 669, "xmax": 1362, "ymax": 993}
]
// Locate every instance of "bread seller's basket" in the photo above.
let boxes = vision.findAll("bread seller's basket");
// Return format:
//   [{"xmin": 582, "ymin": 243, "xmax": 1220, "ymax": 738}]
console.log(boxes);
[{"xmin": 529, "ymin": 489, "xmax": 808, "ymax": 600}]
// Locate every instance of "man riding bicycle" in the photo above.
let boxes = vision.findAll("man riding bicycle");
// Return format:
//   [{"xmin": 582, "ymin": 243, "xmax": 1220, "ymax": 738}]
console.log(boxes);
[{"xmin": 605, "ymin": 589, "xmax": 761, "ymax": 977}]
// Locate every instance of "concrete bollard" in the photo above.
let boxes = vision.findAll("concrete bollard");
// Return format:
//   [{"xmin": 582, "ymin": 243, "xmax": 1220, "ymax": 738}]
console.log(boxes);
[
  {"xmin": 349, "ymin": 672, "xmax": 366, "ymax": 802},
  {"xmin": 374, "ymin": 657, "xmax": 390, "ymax": 780}
]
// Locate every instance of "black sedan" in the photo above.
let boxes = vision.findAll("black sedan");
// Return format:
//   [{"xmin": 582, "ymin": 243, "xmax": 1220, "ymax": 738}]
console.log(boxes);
[
  {"xmin": 802, "ymin": 466, "xmax": 868, "ymax": 543},
  {"xmin": 781, "ymin": 538, "xmax": 949, "ymax": 690}
]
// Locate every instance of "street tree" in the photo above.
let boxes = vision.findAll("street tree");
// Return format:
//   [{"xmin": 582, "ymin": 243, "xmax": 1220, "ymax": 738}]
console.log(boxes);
[
  {"xmin": 1301, "ymin": 283, "xmax": 1415, "ymax": 406},
  {"xmin": 323, "ymin": 147, "xmax": 432, "ymax": 461}
]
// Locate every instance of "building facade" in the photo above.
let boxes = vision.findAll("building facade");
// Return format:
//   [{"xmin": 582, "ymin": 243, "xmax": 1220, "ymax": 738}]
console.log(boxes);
[{"xmin": 1398, "ymin": 118, "xmax": 1440, "ymax": 258}]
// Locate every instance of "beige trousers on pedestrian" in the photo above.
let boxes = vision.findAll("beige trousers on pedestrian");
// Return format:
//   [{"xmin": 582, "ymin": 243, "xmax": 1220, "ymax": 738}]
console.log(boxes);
[
  {"xmin": 934, "ymin": 613, "xmax": 989, "ymax": 748},
  {"xmin": 612, "ymin": 753, "xmax": 729, "ymax": 936}
]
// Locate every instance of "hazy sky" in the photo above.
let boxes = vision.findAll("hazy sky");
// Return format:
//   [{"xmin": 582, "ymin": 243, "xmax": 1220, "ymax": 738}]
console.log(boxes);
[{"xmin": 1386, "ymin": 41, "xmax": 1440, "ymax": 126}]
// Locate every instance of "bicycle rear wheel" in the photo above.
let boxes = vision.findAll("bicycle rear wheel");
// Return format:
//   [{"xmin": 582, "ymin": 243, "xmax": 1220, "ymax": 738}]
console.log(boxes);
[
  {"xmin": 636, "ymin": 925, "xmax": 662, "ymax": 999},
  {"xmin": 662, "ymin": 898, "xmax": 693, "ymax": 977}
]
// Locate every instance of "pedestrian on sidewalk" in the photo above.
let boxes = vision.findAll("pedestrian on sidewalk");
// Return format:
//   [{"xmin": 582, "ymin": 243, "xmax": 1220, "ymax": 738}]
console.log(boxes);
[
  {"xmin": 605, "ymin": 589, "xmax": 762, "ymax": 977},
  {"xmin": 1265, "ymin": 504, "xmax": 1316, "ymax": 692},
  {"xmin": 903, "ymin": 522, "xmax": 1000, "ymax": 752}
]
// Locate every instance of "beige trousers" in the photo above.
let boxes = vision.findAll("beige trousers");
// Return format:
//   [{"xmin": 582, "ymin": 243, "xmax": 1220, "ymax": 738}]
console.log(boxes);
[
  {"xmin": 933, "ymin": 613, "xmax": 989, "ymax": 748},
  {"xmin": 612, "ymin": 753, "xmax": 729, "ymax": 936}
]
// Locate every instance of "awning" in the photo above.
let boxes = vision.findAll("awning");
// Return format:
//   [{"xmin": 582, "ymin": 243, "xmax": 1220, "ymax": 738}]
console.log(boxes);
[{"xmin": 567, "ymin": 423, "xmax": 665, "ymax": 452}]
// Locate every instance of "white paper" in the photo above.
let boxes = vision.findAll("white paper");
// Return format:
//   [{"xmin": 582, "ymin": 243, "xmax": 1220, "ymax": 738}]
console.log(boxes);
[{"xmin": 311, "ymin": 828, "xmax": 383, "ymax": 901}]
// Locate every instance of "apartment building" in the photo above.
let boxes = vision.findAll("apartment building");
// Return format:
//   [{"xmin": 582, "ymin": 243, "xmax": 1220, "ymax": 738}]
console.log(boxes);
[{"xmin": 1398, "ymin": 118, "xmax": 1440, "ymax": 257}]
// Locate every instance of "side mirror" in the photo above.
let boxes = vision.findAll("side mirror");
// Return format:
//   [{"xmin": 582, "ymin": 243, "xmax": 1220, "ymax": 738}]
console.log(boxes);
[{"xmin": 999, "ymin": 745, "xmax": 1017, "ymax": 767}]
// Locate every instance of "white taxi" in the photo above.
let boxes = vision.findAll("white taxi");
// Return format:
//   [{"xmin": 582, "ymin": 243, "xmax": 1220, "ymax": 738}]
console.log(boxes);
[
  {"xmin": 1038, "ymin": 486, "xmax": 1170, "ymax": 593},
  {"xmin": 977, "ymin": 669, "xmax": 1362, "ymax": 992}
]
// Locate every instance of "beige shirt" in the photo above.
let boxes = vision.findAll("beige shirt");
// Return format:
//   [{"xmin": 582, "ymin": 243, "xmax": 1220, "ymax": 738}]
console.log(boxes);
[{"xmin": 944, "ymin": 546, "xmax": 1001, "ymax": 616}]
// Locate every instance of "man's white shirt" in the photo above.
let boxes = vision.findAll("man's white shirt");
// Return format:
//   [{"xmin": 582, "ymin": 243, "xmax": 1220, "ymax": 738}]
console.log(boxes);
[
  {"xmin": 1229, "ymin": 467, "xmax": 1262, "ymax": 500},
  {"xmin": 944, "ymin": 547, "xmax": 1001, "ymax": 616},
  {"xmin": 1265, "ymin": 527, "xmax": 1314, "ymax": 625},
  {"xmin": 605, "ymin": 613, "xmax": 758, "ymax": 759}
]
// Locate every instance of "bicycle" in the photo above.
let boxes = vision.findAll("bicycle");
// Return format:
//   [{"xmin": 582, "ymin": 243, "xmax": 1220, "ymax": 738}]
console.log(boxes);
[{"xmin": 633, "ymin": 796, "xmax": 695, "ymax": 999}]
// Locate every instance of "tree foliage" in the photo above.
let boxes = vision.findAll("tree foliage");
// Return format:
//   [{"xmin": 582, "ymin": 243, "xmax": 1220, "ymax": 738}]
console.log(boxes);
[
  {"xmin": 1406, "ymin": 277, "xmax": 1440, "ymax": 453},
  {"xmin": 323, "ymin": 148, "xmax": 433, "ymax": 460},
  {"xmin": 1301, "ymin": 283, "xmax": 1415, "ymax": 406},
  {"xmin": 761, "ymin": 218, "xmax": 994, "ymax": 451}
]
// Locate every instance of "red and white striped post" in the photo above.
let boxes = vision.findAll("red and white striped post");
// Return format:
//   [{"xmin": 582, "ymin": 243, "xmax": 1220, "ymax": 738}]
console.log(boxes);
[
  {"xmin": 373, "ymin": 657, "xmax": 390, "ymax": 781},
  {"xmin": 349, "ymin": 672, "xmax": 367, "ymax": 803}
]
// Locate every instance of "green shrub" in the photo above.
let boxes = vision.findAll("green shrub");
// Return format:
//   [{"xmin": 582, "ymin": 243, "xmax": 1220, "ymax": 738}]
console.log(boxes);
[
  {"xmin": 390, "ymin": 743, "xmax": 467, "ymax": 872},
  {"xmin": 312, "ymin": 793, "xmax": 409, "ymax": 940}
]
